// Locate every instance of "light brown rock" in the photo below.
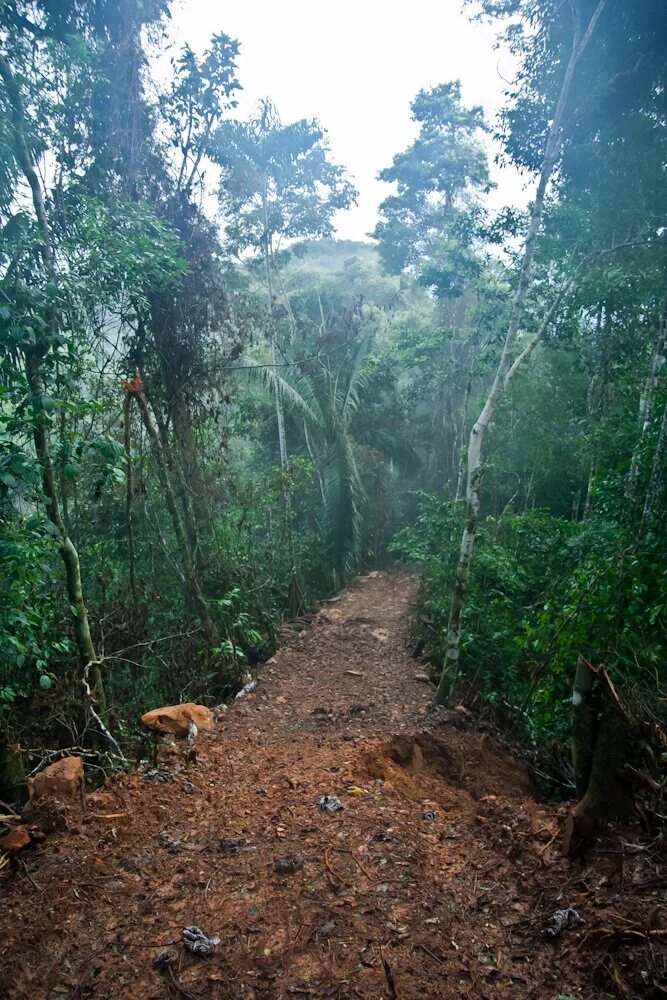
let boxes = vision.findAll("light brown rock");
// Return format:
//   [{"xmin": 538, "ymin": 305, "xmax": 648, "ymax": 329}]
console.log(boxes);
[
  {"xmin": 86, "ymin": 790, "xmax": 117, "ymax": 811},
  {"xmin": 26, "ymin": 755, "xmax": 84, "ymax": 803},
  {"xmin": 0, "ymin": 826, "xmax": 32, "ymax": 852},
  {"xmin": 141, "ymin": 702, "xmax": 214, "ymax": 738}
]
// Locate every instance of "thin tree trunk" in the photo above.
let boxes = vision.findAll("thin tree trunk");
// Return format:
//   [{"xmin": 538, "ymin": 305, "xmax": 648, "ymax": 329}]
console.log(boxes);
[
  {"xmin": 123, "ymin": 393, "xmax": 139, "ymax": 604},
  {"xmin": 0, "ymin": 51, "xmax": 108, "ymax": 718},
  {"xmin": 172, "ymin": 393, "xmax": 211, "ymax": 552},
  {"xmin": 435, "ymin": 1, "xmax": 606, "ymax": 704},
  {"xmin": 626, "ymin": 305, "xmax": 666, "ymax": 507},
  {"xmin": 129, "ymin": 383, "xmax": 218, "ymax": 648},
  {"xmin": 261, "ymin": 186, "xmax": 302, "ymax": 613},
  {"xmin": 304, "ymin": 419, "xmax": 326, "ymax": 508},
  {"xmin": 582, "ymin": 454, "xmax": 597, "ymax": 519},
  {"xmin": 154, "ymin": 391, "xmax": 205, "ymax": 578},
  {"xmin": 565, "ymin": 660, "xmax": 635, "ymax": 856},
  {"xmin": 454, "ymin": 363, "xmax": 474, "ymax": 502},
  {"xmin": 641, "ymin": 398, "xmax": 667, "ymax": 528},
  {"xmin": 571, "ymin": 655, "xmax": 597, "ymax": 799}
]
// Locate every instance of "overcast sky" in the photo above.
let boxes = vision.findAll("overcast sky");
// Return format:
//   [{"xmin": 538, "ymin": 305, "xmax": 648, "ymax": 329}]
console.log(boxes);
[{"xmin": 167, "ymin": 0, "xmax": 528, "ymax": 241}]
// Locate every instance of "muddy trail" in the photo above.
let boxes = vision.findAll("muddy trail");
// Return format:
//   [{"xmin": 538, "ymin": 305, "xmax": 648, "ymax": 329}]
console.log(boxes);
[{"xmin": 1, "ymin": 571, "xmax": 664, "ymax": 999}]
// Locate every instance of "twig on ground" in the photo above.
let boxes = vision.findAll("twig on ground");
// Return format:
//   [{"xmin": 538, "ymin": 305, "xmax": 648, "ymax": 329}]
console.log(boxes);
[
  {"xmin": 166, "ymin": 967, "xmax": 202, "ymax": 999},
  {"xmin": 414, "ymin": 942, "xmax": 443, "ymax": 965},
  {"xmin": 323, "ymin": 847, "xmax": 346, "ymax": 886},
  {"xmin": 381, "ymin": 950, "xmax": 399, "ymax": 998}
]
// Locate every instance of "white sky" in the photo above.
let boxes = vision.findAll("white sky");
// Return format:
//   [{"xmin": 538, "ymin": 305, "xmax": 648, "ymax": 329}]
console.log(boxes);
[{"xmin": 167, "ymin": 0, "xmax": 528, "ymax": 241}]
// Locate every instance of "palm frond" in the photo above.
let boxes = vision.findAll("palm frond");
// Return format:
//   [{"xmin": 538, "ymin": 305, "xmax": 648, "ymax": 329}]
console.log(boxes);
[{"xmin": 240, "ymin": 362, "xmax": 322, "ymax": 426}]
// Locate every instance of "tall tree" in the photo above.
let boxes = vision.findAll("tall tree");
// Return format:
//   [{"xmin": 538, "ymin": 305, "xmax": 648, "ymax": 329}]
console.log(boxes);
[
  {"xmin": 373, "ymin": 81, "xmax": 491, "ymax": 298},
  {"xmin": 213, "ymin": 100, "xmax": 356, "ymax": 607},
  {"xmin": 435, "ymin": 0, "xmax": 606, "ymax": 704}
]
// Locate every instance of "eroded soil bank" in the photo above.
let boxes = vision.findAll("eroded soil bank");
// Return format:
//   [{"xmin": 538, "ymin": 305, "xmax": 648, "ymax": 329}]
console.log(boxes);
[{"xmin": 0, "ymin": 571, "xmax": 664, "ymax": 998}]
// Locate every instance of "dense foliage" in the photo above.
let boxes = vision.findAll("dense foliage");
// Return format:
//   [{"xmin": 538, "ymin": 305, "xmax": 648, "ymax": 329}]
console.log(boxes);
[{"xmin": 0, "ymin": 0, "xmax": 665, "ymax": 806}]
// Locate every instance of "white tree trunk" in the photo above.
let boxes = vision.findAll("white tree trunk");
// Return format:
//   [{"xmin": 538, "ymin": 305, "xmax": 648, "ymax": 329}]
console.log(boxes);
[
  {"xmin": 641, "ymin": 399, "xmax": 667, "ymax": 527},
  {"xmin": 436, "ymin": 0, "xmax": 606, "ymax": 704}
]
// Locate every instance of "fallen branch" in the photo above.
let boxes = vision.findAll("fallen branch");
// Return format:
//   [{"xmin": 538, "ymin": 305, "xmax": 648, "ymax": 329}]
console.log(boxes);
[
  {"xmin": 331, "ymin": 845, "xmax": 374, "ymax": 880},
  {"xmin": 166, "ymin": 967, "xmax": 202, "ymax": 999},
  {"xmin": 414, "ymin": 942, "xmax": 443, "ymax": 965},
  {"xmin": 590, "ymin": 925, "xmax": 667, "ymax": 942},
  {"xmin": 82, "ymin": 661, "xmax": 125, "ymax": 759},
  {"xmin": 26, "ymin": 746, "xmax": 124, "ymax": 777}
]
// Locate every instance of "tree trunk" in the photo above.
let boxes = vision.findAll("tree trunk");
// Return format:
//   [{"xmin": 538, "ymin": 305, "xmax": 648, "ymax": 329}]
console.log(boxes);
[
  {"xmin": 123, "ymin": 393, "xmax": 139, "ymax": 604},
  {"xmin": 564, "ymin": 660, "xmax": 635, "ymax": 857},
  {"xmin": 571, "ymin": 655, "xmax": 597, "ymax": 798},
  {"xmin": 130, "ymin": 384, "xmax": 218, "ymax": 648},
  {"xmin": 171, "ymin": 392, "xmax": 211, "ymax": 565},
  {"xmin": 261, "ymin": 187, "xmax": 303, "ymax": 613},
  {"xmin": 0, "ymin": 52, "xmax": 107, "ymax": 718},
  {"xmin": 641, "ymin": 398, "xmax": 667, "ymax": 528},
  {"xmin": 582, "ymin": 454, "xmax": 597, "ymax": 519},
  {"xmin": 626, "ymin": 305, "xmax": 666, "ymax": 507},
  {"xmin": 454, "ymin": 364, "xmax": 473, "ymax": 502},
  {"xmin": 435, "ymin": 1, "xmax": 606, "ymax": 704},
  {"xmin": 152, "ymin": 391, "xmax": 206, "ymax": 580}
]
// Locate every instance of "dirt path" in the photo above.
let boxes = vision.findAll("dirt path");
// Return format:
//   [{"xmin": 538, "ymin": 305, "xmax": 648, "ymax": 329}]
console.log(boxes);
[{"xmin": 0, "ymin": 571, "xmax": 663, "ymax": 998}]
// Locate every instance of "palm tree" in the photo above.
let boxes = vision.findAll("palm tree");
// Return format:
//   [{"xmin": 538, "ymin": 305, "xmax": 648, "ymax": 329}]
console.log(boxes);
[{"xmin": 261, "ymin": 335, "xmax": 371, "ymax": 587}]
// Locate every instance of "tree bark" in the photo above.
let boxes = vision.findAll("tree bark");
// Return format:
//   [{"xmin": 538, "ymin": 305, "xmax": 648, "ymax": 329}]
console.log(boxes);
[{"xmin": 435, "ymin": 1, "xmax": 606, "ymax": 704}]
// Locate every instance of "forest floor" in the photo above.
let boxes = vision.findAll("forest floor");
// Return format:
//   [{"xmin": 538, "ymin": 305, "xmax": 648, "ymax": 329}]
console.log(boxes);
[{"xmin": 1, "ymin": 570, "xmax": 665, "ymax": 999}]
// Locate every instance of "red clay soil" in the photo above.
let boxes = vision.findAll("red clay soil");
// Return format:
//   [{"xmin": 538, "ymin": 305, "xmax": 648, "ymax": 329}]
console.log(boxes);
[{"xmin": 1, "ymin": 570, "xmax": 665, "ymax": 999}]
